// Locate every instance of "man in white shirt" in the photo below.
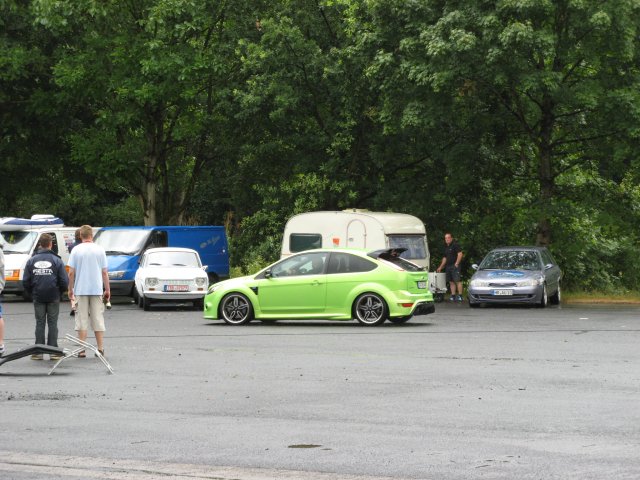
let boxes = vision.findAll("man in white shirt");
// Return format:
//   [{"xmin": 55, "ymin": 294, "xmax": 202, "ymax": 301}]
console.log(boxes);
[{"xmin": 68, "ymin": 225, "xmax": 110, "ymax": 357}]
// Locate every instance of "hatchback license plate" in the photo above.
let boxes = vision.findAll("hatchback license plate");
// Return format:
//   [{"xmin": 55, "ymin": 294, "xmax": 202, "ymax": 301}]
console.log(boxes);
[
  {"xmin": 417, "ymin": 281, "xmax": 427, "ymax": 289},
  {"xmin": 492, "ymin": 289, "xmax": 513, "ymax": 296},
  {"xmin": 165, "ymin": 285, "xmax": 189, "ymax": 292}
]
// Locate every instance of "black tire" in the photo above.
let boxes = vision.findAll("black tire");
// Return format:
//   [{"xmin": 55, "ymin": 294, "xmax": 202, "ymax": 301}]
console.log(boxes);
[
  {"xmin": 469, "ymin": 302, "xmax": 480, "ymax": 308},
  {"xmin": 353, "ymin": 293, "xmax": 388, "ymax": 326},
  {"xmin": 219, "ymin": 293, "xmax": 253, "ymax": 325},
  {"xmin": 137, "ymin": 291, "xmax": 144, "ymax": 309},
  {"xmin": 133, "ymin": 288, "xmax": 140, "ymax": 305},
  {"xmin": 143, "ymin": 295, "xmax": 151, "ymax": 311},
  {"xmin": 388, "ymin": 316, "xmax": 411, "ymax": 324},
  {"xmin": 537, "ymin": 285, "xmax": 548, "ymax": 308},
  {"xmin": 549, "ymin": 283, "xmax": 561, "ymax": 305}
]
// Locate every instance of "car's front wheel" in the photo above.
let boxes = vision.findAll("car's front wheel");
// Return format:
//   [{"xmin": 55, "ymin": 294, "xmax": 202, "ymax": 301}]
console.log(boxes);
[
  {"xmin": 220, "ymin": 293, "xmax": 253, "ymax": 325},
  {"xmin": 537, "ymin": 285, "xmax": 548, "ymax": 308},
  {"xmin": 549, "ymin": 283, "xmax": 561, "ymax": 305},
  {"xmin": 353, "ymin": 293, "xmax": 387, "ymax": 326},
  {"xmin": 142, "ymin": 294, "xmax": 151, "ymax": 311}
]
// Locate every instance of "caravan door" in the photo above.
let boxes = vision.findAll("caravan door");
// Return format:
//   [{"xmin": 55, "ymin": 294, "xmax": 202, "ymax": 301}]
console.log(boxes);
[{"xmin": 346, "ymin": 220, "xmax": 366, "ymax": 249}]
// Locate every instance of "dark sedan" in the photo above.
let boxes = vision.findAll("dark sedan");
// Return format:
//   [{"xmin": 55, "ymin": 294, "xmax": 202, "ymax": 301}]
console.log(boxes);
[{"xmin": 468, "ymin": 247, "xmax": 562, "ymax": 307}]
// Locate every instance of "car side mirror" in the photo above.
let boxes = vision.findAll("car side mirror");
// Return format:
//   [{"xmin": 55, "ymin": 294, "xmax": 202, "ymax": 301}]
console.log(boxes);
[
  {"xmin": 544, "ymin": 263, "xmax": 553, "ymax": 270},
  {"xmin": 264, "ymin": 269, "xmax": 272, "ymax": 279},
  {"xmin": 201, "ymin": 265, "xmax": 208, "ymax": 271},
  {"xmin": 471, "ymin": 264, "xmax": 479, "ymax": 270}
]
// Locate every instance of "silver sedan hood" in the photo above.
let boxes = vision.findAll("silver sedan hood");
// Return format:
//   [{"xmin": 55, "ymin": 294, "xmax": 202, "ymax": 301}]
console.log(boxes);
[{"xmin": 471, "ymin": 269, "xmax": 541, "ymax": 283}]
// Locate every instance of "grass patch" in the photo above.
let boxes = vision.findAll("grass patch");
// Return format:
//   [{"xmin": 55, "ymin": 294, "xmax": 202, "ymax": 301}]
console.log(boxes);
[{"xmin": 563, "ymin": 290, "xmax": 640, "ymax": 304}]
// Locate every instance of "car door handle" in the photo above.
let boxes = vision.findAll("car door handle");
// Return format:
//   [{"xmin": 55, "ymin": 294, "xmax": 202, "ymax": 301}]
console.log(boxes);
[{"xmin": 310, "ymin": 280, "xmax": 322, "ymax": 286}]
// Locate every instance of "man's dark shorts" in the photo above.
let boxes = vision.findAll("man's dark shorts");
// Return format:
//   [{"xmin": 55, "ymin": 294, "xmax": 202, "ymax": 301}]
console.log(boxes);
[{"xmin": 445, "ymin": 265, "xmax": 461, "ymax": 283}]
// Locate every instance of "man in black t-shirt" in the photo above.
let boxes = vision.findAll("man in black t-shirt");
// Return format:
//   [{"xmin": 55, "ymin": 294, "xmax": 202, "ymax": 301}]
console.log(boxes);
[{"xmin": 436, "ymin": 233, "xmax": 464, "ymax": 302}]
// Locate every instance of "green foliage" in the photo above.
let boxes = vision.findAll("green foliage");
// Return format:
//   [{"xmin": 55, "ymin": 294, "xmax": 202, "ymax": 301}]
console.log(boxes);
[{"xmin": 3, "ymin": 0, "xmax": 640, "ymax": 293}]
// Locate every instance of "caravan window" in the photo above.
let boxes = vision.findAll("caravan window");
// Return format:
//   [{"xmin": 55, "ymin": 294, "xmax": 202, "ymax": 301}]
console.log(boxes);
[
  {"xmin": 387, "ymin": 235, "xmax": 427, "ymax": 260},
  {"xmin": 290, "ymin": 233, "xmax": 322, "ymax": 253}
]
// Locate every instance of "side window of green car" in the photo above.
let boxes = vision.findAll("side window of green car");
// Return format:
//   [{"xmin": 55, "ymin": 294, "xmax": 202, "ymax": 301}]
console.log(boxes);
[{"xmin": 327, "ymin": 253, "xmax": 377, "ymax": 274}]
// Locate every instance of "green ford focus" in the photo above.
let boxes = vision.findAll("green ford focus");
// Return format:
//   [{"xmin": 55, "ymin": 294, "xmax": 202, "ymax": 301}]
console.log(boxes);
[{"xmin": 204, "ymin": 248, "xmax": 435, "ymax": 326}]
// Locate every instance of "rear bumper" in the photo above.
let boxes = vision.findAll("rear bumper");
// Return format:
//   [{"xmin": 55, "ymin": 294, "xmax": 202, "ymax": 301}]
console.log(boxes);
[
  {"xmin": 2, "ymin": 280, "xmax": 24, "ymax": 294},
  {"xmin": 413, "ymin": 301, "xmax": 435, "ymax": 315}
]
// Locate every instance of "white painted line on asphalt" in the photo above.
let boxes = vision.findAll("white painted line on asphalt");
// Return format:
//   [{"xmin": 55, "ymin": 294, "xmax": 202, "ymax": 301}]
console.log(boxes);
[{"xmin": 0, "ymin": 451, "xmax": 405, "ymax": 480}]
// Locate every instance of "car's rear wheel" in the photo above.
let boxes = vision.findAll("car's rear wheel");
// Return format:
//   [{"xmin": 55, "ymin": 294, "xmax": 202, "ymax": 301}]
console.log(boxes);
[
  {"xmin": 549, "ymin": 283, "xmax": 561, "ymax": 305},
  {"xmin": 388, "ymin": 316, "xmax": 411, "ymax": 324},
  {"xmin": 537, "ymin": 285, "xmax": 548, "ymax": 308},
  {"xmin": 353, "ymin": 293, "xmax": 387, "ymax": 326},
  {"xmin": 220, "ymin": 293, "xmax": 253, "ymax": 325}
]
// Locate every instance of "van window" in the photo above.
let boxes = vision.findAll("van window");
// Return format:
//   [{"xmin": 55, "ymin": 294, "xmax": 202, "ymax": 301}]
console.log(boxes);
[
  {"xmin": 94, "ymin": 229, "xmax": 150, "ymax": 255},
  {"xmin": 0, "ymin": 231, "xmax": 38, "ymax": 254},
  {"xmin": 387, "ymin": 235, "xmax": 427, "ymax": 260},
  {"xmin": 290, "ymin": 233, "xmax": 322, "ymax": 253},
  {"xmin": 39, "ymin": 232, "xmax": 58, "ymax": 254}
]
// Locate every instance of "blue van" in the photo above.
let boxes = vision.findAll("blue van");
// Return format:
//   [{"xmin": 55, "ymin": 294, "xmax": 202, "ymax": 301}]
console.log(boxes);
[{"xmin": 94, "ymin": 226, "xmax": 229, "ymax": 297}]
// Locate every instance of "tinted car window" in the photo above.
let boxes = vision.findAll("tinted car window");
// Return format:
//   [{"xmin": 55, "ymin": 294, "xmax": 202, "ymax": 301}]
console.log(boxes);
[
  {"xmin": 290, "ymin": 234, "xmax": 322, "ymax": 253},
  {"xmin": 540, "ymin": 248, "xmax": 555, "ymax": 266},
  {"xmin": 327, "ymin": 253, "xmax": 377, "ymax": 274},
  {"xmin": 269, "ymin": 252, "xmax": 328, "ymax": 277}
]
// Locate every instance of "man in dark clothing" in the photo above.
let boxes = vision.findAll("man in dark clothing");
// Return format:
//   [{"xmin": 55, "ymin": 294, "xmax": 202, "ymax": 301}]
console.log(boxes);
[
  {"xmin": 68, "ymin": 228, "xmax": 82, "ymax": 253},
  {"xmin": 436, "ymin": 233, "xmax": 464, "ymax": 302},
  {"xmin": 23, "ymin": 234, "xmax": 69, "ymax": 360}
]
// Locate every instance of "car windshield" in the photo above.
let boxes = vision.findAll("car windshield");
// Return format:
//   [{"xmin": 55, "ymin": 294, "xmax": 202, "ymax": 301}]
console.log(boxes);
[
  {"xmin": 0, "ymin": 230, "xmax": 38, "ymax": 254},
  {"xmin": 94, "ymin": 229, "xmax": 150, "ymax": 255},
  {"xmin": 146, "ymin": 251, "xmax": 200, "ymax": 267},
  {"xmin": 387, "ymin": 235, "xmax": 427, "ymax": 260},
  {"xmin": 480, "ymin": 250, "xmax": 541, "ymax": 271}
]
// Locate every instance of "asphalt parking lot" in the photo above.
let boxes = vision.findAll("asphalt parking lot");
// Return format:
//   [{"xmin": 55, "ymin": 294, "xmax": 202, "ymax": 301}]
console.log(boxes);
[{"xmin": 0, "ymin": 297, "xmax": 639, "ymax": 480}]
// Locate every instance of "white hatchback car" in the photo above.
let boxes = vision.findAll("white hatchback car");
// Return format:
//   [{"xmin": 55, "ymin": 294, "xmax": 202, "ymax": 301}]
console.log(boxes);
[{"xmin": 134, "ymin": 247, "xmax": 209, "ymax": 310}]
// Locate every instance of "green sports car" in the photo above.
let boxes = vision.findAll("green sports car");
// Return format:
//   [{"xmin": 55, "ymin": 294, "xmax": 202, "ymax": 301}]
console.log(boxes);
[{"xmin": 203, "ymin": 248, "xmax": 435, "ymax": 326}]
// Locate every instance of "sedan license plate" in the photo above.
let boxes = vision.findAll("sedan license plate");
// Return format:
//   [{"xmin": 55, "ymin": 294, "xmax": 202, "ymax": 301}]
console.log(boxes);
[
  {"xmin": 492, "ymin": 289, "xmax": 513, "ymax": 296},
  {"xmin": 417, "ymin": 281, "xmax": 427, "ymax": 289},
  {"xmin": 165, "ymin": 285, "xmax": 189, "ymax": 292}
]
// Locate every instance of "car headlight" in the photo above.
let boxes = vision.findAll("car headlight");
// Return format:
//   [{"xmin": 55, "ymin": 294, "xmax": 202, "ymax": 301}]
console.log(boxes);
[
  {"xmin": 470, "ymin": 279, "xmax": 489, "ymax": 287},
  {"xmin": 108, "ymin": 270, "xmax": 125, "ymax": 279},
  {"xmin": 195, "ymin": 277, "xmax": 207, "ymax": 287},
  {"xmin": 518, "ymin": 277, "xmax": 544, "ymax": 287},
  {"xmin": 145, "ymin": 277, "xmax": 159, "ymax": 287},
  {"xmin": 207, "ymin": 283, "xmax": 222, "ymax": 294}
]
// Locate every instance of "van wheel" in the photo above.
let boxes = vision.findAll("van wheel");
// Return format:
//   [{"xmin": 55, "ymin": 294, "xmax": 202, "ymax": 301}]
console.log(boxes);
[
  {"xmin": 353, "ymin": 293, "xmax": 387, "ymax": 326},
  {"xmin": 220, "ymin": 293, "xmax": 253, "ymax": 325}
]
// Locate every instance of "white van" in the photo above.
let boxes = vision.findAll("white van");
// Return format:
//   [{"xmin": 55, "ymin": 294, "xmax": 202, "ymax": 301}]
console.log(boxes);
[
  {"xmin": 0, "ymin": 216, "xmax": 80, "ymax": 299},
  {"xmin": 281, "ymin": 209, "xmax": 431, "ymax": 268}
]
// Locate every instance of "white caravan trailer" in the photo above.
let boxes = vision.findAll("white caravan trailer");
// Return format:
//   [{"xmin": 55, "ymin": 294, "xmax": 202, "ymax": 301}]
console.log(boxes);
[{"xmin": 281, "ymin": 209, "xmax": 431, "ymax": 268}]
